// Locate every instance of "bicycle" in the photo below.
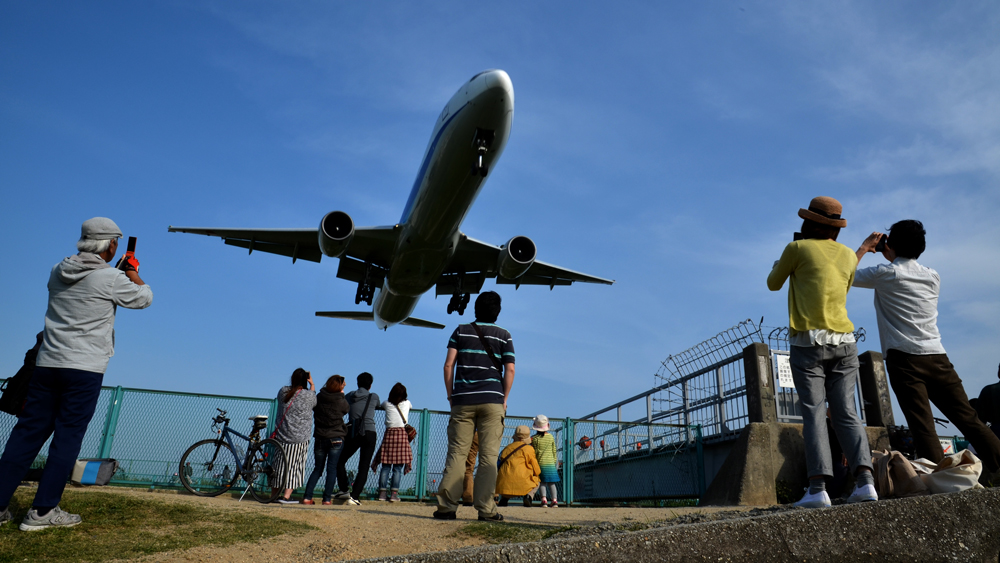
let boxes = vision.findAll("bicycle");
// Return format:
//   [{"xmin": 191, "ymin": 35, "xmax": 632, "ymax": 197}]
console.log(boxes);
[{"xmin": 179, "ymin": 408, "xmax": 286, "ymax": 503}]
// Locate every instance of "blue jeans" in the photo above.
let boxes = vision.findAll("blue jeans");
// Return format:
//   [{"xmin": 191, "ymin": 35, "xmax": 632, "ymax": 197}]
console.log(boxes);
[
  {"xmin": 378, "ymin": 463, "xmax": 404, "ymax": 490},
  {"xmin": 0, "ymin": 367, "xmax": 104, "ymax": 508},
  {"xmin": 303, "ymin": 437, "xmax": 344, "ymax": 501}
]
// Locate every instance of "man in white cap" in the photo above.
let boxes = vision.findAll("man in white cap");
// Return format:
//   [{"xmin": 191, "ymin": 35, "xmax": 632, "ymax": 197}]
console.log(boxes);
[{"xmin": 0, "ymin": 217, "xmax": 153, "ymax": 531}]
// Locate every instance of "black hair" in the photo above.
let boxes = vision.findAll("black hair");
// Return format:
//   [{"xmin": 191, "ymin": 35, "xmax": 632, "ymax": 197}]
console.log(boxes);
[
  {"xmin": 325, "ymin": 374, "xmax": 345, "ymax": 393},
  {"xmin": 887, "ymin": 219, "xmax": 926, "ymax": 259},
  {"xmin": 285, "ymin": 367, "xmax": 309, "ymax": 402},
  {"xmin": 388, "ymin": 382, "xmax": 408, "ymax": 405},
  {"xmin": 357, "ymin": 371, "xmax": 374, "ymax": 390},
  {"xmin": 474, "ymin": 291, "xmax": 502, "ymax": 323},
  {"xmin": 800, "ymin": 219, "xmax": 840, "ymax": 241}
]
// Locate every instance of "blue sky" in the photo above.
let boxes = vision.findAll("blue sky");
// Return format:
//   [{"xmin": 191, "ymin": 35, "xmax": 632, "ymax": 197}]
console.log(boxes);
[{"xmin": 2, "ymin": 1, "xmax": 998, "ymax": 431}]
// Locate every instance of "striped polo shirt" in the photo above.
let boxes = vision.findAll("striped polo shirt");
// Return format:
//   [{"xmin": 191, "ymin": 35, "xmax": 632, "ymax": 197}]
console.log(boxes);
[{"xmin": 447, "ymin": 322, "xmax": 515, "ymax": 406}]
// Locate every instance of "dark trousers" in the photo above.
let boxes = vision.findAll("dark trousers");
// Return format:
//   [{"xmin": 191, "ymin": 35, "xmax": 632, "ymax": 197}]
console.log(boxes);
[
  {"xmin": 0, "ymin": 367, "xmax": 104, "ymax": 508},
  {"xmin": 886, "ymin": 350, "xmax": 1000, "ymax": 473},
  {"xmin": 336, "ymin": 431, "xmax": 377, "ymax": 498},
  {"xmin": 303, "ymin": 437, "xmax": 344, "ymax": 502}
]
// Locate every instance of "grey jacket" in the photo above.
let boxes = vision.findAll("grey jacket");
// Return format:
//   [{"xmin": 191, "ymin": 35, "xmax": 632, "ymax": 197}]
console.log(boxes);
[
  {"xmin": 275, "ymin": 386, "xmax": 317, "ymax": 444},
  {"xmin": 346, "ymin": 388, "xmax": 380, "ymax": 434},
  {"xmin": 36, "ymin": 253, "xmax": 153, "ymax": 374}
]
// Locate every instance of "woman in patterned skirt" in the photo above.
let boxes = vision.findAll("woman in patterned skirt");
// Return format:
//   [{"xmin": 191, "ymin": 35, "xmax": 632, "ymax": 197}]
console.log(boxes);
[
  {"xmin": 273, "ymin": 368, "xmax": 316, "ymax": 503},
  {"xmin": 371, "ymin": 382, "xmax": 413, "ymax": 502}
]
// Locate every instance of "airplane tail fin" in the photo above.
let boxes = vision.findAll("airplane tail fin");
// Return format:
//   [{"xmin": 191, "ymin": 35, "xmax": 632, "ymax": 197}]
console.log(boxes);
[{"xmin": 315, "ymin": 311, "xmax": 445, "ymax": 330}]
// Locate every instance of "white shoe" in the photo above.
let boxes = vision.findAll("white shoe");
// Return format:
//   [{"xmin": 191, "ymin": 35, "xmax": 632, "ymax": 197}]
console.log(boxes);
[
  {"xmin": 345, "ymin": 497, "xmax": 361, "ymax": 506},
  {"xmin": 19, "ymin": 506, "xmax": 82, "ymax": 531},
  {"xmin": 333, "ymin": 491, "xmax": 351, "ymax": 500},
  {"xmin": 793, "ymin": 490, "xmax": 831, "ymax": 509},
  {"xmin": 845, "ymin": 483, "xmax": 878, "ymax": 504}
]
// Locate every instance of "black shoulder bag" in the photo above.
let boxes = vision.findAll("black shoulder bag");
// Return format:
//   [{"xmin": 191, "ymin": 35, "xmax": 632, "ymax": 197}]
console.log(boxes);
[
  {"xmin": 346, "ymin": 392, "xmax": 374, "ymax": 438},
  {"xmin": 0, "ymin": 334, "xmax": 43, "ymax": 417},
  {"xmin": 470, "ymin": 322, "xmax": 504, "ymax": 375}
]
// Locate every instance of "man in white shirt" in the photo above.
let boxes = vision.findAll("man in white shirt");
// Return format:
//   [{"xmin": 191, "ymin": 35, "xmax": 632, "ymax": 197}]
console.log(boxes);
[{"xmin": 855, "ymin": 220, "xmax": 1000, "ymax": 484}]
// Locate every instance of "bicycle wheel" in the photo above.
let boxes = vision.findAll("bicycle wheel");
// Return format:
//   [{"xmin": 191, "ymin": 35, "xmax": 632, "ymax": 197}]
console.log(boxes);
[
  {"xmin": 179, "ymin": 439, "xmax": 239, "ymax": 497},
  {"xmin": 247, "ymin": 438, "xmax": 286, "ymax": 503}
]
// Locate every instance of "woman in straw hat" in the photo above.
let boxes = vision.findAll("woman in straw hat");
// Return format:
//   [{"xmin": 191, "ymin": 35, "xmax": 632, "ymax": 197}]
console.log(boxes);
[{"xmin": 495, "ymin": 425, "xmax": 541, "ymax": 507}]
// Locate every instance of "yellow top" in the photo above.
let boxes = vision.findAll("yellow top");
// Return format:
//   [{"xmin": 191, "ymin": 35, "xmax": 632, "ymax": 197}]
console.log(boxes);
[
  {"xmin": 495, "ymin": 441, "xmax": 541, "ymax": 496},
  {"xmin": 767, "ymin": 239, "xmax": 856, "ymax": 335}
]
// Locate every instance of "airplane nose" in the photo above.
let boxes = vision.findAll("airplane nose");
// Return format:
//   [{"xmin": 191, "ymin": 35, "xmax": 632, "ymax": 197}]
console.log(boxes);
[{"xmin": 484, "ymin": 70, "xmax": 514, "ymax": 107}]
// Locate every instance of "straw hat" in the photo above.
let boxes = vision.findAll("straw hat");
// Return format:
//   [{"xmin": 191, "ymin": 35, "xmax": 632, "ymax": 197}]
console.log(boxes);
[
  {"xmin": 798, "ymin": 196, "xmax": 847, "ymax": 228},
  {"xmin": 532, "ymin": 414, "xmax": 550, "ymax": 431},
  {"xmin": 513, "ymin": 425, "xmax": 532, "ymax": 443}
]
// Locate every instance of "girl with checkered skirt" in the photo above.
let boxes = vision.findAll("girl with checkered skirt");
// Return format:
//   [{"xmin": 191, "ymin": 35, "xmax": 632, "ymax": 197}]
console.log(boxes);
[{"xmin": 371, "ymin": 382, "xmax": 413, "ymax": 502}]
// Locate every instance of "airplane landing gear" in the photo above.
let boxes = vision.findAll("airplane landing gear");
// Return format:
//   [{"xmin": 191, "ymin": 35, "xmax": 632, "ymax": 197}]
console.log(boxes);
[
  {"xmin": 470, "ymin": 128, "xmax": 495, "ymax": 178},
  {"xmin": 355, "ymin": 261, "xmax": 379, "ymax": 306},
  {"xmin": 447, "ymin": 293, "xmax": 470, "ymax": 315}
]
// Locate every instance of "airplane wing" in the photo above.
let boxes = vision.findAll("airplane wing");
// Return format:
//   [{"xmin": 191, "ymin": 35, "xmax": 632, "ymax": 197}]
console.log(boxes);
[
  {"xmin": 446, "ymin": 235, "xmax": 614, "ymax": 289},
  {"xmin": 166, "ymin": 225, "xmax": 399, "ymax": 267}
]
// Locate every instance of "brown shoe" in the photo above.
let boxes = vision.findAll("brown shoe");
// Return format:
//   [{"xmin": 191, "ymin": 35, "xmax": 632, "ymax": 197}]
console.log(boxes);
[
  {"xmin": 301, "ymin": 499, "xmax": 315, "ymax": 505},
  {"xmin": 322, "ymin": 500, "xmax": 333, "ymax": 506}
]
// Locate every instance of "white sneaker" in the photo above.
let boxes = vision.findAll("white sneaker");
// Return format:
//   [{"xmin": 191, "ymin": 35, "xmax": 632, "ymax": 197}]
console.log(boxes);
[
  {"xmin": 845, "ymin": 483, "xmax": 878, "ymax": 504},
  {"xmin": 20, "ymin": 506, "xmax": 82, "ymax": 531},
  {"xmin": 345, "ymin": 497, "xmax": 361, "ymax": 506},
  {"xmin": 333, "ymin": 491, "xmax": 351, "ymax": 500},
  {"xmin": 793, "ymin": 490, "xmax": 831, "ymax": 509}
]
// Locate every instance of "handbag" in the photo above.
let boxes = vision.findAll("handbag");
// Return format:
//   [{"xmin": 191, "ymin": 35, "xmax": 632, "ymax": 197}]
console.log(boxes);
[
  {"xmin": 912, "ymin": 449, "xmax": 984, "ymax": 494},
  {"xmin": 0, "ymin": 333, "xmax": 43, "ymax": 417},
  {"xmin": 70, "ymin": 458, "xmax": 119, "ymax": 486},
  {"xmin": 346, "ymin": 392, "xmax": 374, "ymax": 438},
  {"xmin": 395, "ymin": 403, "xmax": 417, "ymax": 442},
  {"xmin": 270, "ymin": 388, "xmax": 301, "ymax": 439},
  {"xmin": 872, "ymin": 449, "xmax": 929, "ymax": 498}
]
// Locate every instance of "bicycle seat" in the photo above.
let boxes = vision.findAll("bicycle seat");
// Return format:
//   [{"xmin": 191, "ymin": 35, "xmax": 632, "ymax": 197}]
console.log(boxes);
[{"xmin": 249, "ymin": 415, "xmax": 268, "ymax": 422}]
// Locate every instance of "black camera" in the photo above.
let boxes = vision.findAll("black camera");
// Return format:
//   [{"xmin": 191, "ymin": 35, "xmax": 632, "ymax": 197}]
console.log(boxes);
[{"xmin": 875, "ymin": 234, "xmax": 888, "ymax": 252}]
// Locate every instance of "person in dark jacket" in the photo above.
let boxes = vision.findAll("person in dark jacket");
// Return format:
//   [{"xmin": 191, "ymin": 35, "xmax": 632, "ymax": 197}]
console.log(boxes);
[
  {"xmin": 302, "ymin": 375, "xmax": 350, "ymax": 505},
  {"xmin": 335, "ymin": 372, "xmax": 380, "ymax": 505}
]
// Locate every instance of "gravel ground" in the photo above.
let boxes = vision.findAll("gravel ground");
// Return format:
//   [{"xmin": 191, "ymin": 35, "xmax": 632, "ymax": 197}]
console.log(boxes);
[{"xmin": 79, "ymin": 488, "xmax": 747, "ymax": 563}]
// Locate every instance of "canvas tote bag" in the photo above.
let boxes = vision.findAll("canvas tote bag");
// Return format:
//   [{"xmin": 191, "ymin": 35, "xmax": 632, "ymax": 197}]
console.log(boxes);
[
  {"xmin": 872, "ymin": 449, "xmax": 929, "ymax": 498},
  {"xmin": 911, "ymin": 449, "xmax": 984, "ymax": 494}
]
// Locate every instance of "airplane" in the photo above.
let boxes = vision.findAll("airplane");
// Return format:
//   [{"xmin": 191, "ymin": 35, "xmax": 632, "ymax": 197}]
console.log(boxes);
[{"xmin": 169, "ymin": 69, "xmax": 613, "ymax": 330}]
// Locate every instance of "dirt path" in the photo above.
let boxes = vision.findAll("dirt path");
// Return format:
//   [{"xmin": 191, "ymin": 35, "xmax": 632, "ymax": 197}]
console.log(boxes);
[{"xmin": 95, "ymin": 488, "xmax": 747, "ymax": 562}]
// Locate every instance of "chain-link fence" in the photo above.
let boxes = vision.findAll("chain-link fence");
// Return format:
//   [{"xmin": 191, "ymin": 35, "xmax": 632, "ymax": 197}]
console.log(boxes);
[{"xmin": 0, "ymin": 382, "xmax": 705, "ymax": 504}]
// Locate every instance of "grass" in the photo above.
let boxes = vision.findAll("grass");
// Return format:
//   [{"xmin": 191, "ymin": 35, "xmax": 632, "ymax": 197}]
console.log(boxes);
[
  {"xmin": 0, "ymin": 489, "xmax": 310, "ymax": 563},
  {"xmin": 457, "ymin": 522, "xmax": 576, "ymax": 544}
]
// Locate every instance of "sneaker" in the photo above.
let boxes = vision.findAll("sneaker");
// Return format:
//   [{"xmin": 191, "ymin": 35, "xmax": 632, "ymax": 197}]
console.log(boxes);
[
  {"xmin": 389, "ymin": 490, "xmax": 400, "ymax": 503},
  {"xmin": 0, "ymin": 507, "xmax": 11, "ymax": 526},
  {"xmin": 333, "ymin": 491, "xmax": 352, "ymax": 500},
  {"xmin": 550, "ymin": 501, "xmax": 559, "ymax": 508},
  {"xmin": 19, "ymin": 506, "xmax": 82, "ymax": 531},
  {"xmin": 793, "ymin": 490, "xmax": 832, "ymax": 509},
  {"xmin": 523, "ymin": 495, "xmax": 532, "ymax": 508},
  {"xmin": 432, "ymin": 510, "xmax": 456, "ymax": 520},
  {"xmin": 276, "ymin": 498, "xmax": 298, "ymax": 504},
  {"xmin": 301, "ymin": 499, "xmax": 315, "ymax": 505},
  {"xmin": 345, "ymin": 497, "xmax": 361, "ymax": 506},
  {"xmin": 845, "ymin": 483, "xmax": 878, "ymax": 504},
  {"xmin": 378, "ymin": 489, "xmax": 388, "ymax": 502},
  {"xmin": 478, "ymin": 512, "xmax": 504, "ymax": 522}
]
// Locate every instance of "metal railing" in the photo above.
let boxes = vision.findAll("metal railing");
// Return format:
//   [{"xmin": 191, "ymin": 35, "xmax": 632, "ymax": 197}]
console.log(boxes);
[{"xmin": 0, "ymin": 382, "xmax": 705, "ymax": 504}]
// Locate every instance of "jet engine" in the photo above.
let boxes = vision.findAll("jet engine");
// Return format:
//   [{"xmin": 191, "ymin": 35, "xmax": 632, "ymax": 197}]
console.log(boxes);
[
  {"xmin": 496, "ymin": 235, "xmax": 536, "ymax": 280},
  {"xmin": 318, "ymin": 211, "xmax": 354, "ymax": 258}
]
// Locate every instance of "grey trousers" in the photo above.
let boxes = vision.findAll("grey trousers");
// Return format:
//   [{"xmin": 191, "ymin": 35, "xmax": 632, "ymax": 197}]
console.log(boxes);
[{"xmin": 790, "ymin": 343, "xmax": 873, "ymax": 479}]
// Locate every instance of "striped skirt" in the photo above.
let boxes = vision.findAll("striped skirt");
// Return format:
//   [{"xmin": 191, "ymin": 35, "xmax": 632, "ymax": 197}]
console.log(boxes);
[{"xmin": 275, "ymin": 440, "xmax": 309, "ymax": 490}]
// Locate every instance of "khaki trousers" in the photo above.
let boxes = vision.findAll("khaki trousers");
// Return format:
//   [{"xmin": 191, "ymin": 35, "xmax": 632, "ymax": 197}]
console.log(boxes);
[
  {"xmin": 462, "ymin": 431, "xmax": 479, "ymax": 504},
  {"xmin": 437, "ymin": 403, "xmax": 504, "ymax": 516}
]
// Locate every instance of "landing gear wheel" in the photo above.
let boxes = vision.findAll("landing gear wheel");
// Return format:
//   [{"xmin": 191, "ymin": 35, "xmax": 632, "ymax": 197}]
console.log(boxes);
[{"xmin": 480, "ymin": 165, "xmax": 488, "ymax": 177}]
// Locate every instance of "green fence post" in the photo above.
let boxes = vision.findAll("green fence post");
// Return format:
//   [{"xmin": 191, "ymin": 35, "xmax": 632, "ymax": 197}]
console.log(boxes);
[
  {"xmin": 694, "ymin": 424, "xmax": 705, "ymax": 499},
  {"xmin": 416, "ymin": 409, "xmax": 430, "ymax": 500},
  {"xmin": 563, "ymin": 417, "xmax": 574, "ymax": 506},
  {"xmin": 98, "ymin": 386, "xmax": 125, "ymax": 459},
  {"xmin": 267, "ymin": 399, "xmax": 279, "ymax": 436}
]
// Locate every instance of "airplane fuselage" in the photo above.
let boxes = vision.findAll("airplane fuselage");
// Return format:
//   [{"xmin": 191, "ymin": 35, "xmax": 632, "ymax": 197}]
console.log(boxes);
[{"xmin": 373, "ymin": 70, "xmax": 514, "ymax": 328}]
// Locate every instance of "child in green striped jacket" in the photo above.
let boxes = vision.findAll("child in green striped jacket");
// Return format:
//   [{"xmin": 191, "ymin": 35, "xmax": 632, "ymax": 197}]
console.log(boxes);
[{"xmin": 531, "ymin": 415, "xmax": 560, "ymax": 507}]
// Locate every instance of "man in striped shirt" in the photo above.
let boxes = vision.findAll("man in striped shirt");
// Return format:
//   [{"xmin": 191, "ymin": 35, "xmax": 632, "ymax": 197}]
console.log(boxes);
[{"xmin": 433, "ymin": 291, "xmax": 515, "ymax": 522}]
